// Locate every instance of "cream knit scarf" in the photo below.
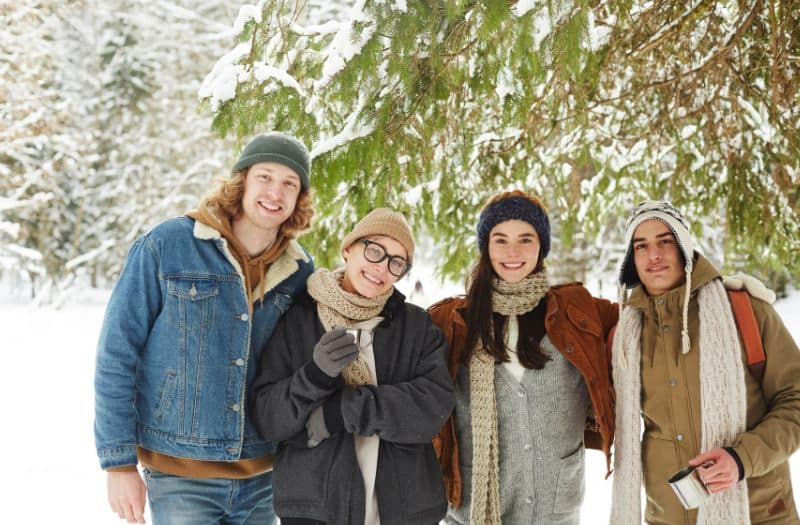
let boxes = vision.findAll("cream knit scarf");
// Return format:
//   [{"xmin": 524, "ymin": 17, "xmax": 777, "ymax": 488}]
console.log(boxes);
[
  {"xmin": 306, "ymin": 268, "xmax": 392, "ymax": 386},
  {"xmin": 610, "ymin": 279, "xmax": 750, "ymax": 525},
  {"xmin": 469, "ymin": 271, "xmax": 550, "ymax": 525}
]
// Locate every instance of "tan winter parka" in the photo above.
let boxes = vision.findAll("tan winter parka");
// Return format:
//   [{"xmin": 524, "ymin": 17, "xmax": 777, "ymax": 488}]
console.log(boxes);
[{"xmin": 628, "ymin": 255, "xmax": 800, "ymax": 524}]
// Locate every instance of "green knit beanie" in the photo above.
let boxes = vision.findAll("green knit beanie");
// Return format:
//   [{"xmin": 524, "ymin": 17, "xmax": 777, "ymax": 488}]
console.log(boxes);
[{"xmin": 232, "ymin": 132, "xmax": 311, "ymax": 188}]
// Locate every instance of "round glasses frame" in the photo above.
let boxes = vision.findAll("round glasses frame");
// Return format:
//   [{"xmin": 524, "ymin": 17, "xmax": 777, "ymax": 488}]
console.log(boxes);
[{"xmin": 360, "ymin": 239, "xmax": 411, "ymax": 277}]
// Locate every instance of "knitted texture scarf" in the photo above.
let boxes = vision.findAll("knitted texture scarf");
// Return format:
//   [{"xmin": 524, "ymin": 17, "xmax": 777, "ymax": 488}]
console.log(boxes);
[
  {"xmin": 306, "ymin": 268, "xmax": 392, "ymax": 386},
  {"xmin": 610, "ymin": 278, "xmax": 750, "ymax": 525},
  {"xmin": 469, "ymin": 271, "xmax": 550, "ymax": 525}
]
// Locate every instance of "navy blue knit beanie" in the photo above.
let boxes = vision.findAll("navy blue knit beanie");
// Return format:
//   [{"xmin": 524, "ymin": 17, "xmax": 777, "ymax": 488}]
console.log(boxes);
[{"xmin": 476, "ymin": 195, "xmax": 551, "ymax": 258}]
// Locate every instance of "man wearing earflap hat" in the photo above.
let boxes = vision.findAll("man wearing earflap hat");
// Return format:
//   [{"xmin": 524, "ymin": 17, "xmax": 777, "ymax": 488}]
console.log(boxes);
[
  {"xmin": 95, "ymin": 132, "xmax": 315, "ymax": 524},
  {"xmin": 609, "ymin": 200, "xmax": 800, "ymax": 525}
]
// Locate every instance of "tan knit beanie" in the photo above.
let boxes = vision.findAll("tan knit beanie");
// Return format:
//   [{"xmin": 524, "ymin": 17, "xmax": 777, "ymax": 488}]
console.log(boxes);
[{"xmin": 340, "ymin": 208, "xmax": 415, "ymax": 263}]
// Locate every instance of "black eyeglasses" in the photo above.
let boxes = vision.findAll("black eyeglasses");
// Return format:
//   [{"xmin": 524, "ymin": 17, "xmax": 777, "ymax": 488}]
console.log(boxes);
[{"xmin": 360, "ymin": 240, "xmax": 411, "ymax": 277}]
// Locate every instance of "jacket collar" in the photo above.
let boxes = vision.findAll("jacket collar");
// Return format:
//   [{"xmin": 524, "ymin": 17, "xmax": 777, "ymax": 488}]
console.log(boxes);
[
  {"xmin": 191, "ymin": 217, "xmax": 310, "ymax": 297},
  {"xmin": 192, "ymin": 219, "xmax": 310, "ymax": 263},
  {"xmin": 377, "ymin": 288, "xmax": 406, "ymax": 327}
]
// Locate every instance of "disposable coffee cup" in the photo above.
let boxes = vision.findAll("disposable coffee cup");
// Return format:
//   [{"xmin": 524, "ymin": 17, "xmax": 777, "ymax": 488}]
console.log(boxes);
[{"xmin": 668, "ymin": 466, "xmax": 708, "ymax": 509}]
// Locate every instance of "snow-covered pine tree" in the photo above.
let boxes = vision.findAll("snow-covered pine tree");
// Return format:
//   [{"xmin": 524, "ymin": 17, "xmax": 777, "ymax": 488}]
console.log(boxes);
[
  {"xmin": 203, "ymin": 0, "xmax": 799, "ymax": 287},
  {"xmin": 2, "ymin": 1, "xmax": 242, "ymax": 301},
  {"xmin": 74, "ymin": 1, "xmax": 251, "ymax": 295},
  {"xmin": 1, "ymin": 1, "xmax": 88, "ymax": 298}
]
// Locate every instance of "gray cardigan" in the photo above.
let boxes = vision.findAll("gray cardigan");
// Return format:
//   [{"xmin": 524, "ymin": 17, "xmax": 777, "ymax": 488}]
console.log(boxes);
[
  {"xmin": 251, "ymin": 289, "xmax": 455, "ymax": 525},
  {"xmin": 446, "ymin": 336, "xmax": 588, "ymax": 525}
]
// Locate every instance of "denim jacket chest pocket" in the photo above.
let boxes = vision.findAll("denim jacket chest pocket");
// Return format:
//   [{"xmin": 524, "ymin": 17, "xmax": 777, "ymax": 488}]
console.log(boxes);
[{"xmin": 165, "ymin": 275, "xmax": 220, "ymax": 333}]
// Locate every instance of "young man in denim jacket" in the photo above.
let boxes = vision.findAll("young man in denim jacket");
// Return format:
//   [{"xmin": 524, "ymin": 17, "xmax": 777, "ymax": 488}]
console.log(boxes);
[{"xmin": 95, "ymin": 133, "xmax": 315, "ymax": 524}]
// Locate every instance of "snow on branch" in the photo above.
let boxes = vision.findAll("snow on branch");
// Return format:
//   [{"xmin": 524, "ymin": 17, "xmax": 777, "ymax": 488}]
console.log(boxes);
[
  {"xmin": 313, "ymin": 3, "xmax": 377, "ymax": 91},
  {"xmin": 511, "ymin": 0, "xmax": 539, "ymax": 17},
  {"xmin": 0, "ymin": 193, "xmax": 54, "ymax": 213},
  {"xmin": 232, "ymin": 1, "xmax": 266, "ymax": 37},
  {"xmin": 64, "ymin": 240, "xmax": 117, "ymax": 271},
  {"xmin": 629, "ymin": 0, "xmax": 713, "ymax": 57},
  {"xmin": 290, "ymin": 20, "xmax": 342, "ymax": 36},
  {"xmin": 253, "ymin": 63, "xmax": 306, "ymax": 97},
  {"xmin": 310, "ymin": 93, "xmax": 373, "ymax": 159},
  {"xmin": 0, "ymin": 221, "xmax": 20, "ymax": 237},
  {"xmin": 199, "ymin": 42, "xmax": 252, "ymax": 111},
  {"xmin": 6, "ymin": 244, "xmax": 43, "ymax": 261}
]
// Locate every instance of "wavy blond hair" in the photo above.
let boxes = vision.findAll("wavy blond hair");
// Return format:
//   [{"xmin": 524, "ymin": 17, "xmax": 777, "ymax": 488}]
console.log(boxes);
[{"xmin": 200, "ymin": 169, "xmax": 314, "ymax": 238}]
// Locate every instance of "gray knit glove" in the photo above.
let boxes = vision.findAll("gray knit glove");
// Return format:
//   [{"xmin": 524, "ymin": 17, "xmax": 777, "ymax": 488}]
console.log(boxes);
[
  {"xmin": 312, "ymin": 327, "xmax": 358, "ymax": 377},
  {"xmin": 306, "ymin": 406, "xmax": 330, "ymax": 448}
]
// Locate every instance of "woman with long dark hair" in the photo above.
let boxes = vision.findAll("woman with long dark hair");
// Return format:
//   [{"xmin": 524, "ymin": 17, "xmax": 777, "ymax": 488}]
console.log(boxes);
[{"xmin": 429, "ymin": 190, "xmax": 618, "ymax": 524}]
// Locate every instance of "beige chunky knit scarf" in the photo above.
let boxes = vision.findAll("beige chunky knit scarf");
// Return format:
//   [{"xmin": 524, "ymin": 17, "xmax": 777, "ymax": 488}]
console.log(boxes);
[
  {"xmin": 611, "ymin": 278, "xmax": 750, "ymax": 525},
  {"xmin": 469, "ymin": 271, "xmax": 549, "ymax": 525},
  {"xmin": 306, "ymin": 268, "xmax": 392, "ymax": 386}
]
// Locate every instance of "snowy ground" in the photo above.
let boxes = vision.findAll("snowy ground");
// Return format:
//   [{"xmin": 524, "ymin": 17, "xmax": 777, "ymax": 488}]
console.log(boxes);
[{"xmin": 1, "ymin": 281, "xmax": 797, "ymax": 524}]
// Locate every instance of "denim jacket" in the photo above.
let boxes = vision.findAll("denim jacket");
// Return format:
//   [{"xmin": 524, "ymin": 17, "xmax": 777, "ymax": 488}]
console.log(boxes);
[{"xmin": 94, "ymin": 216, "xmax": 313, "ymax": 469}]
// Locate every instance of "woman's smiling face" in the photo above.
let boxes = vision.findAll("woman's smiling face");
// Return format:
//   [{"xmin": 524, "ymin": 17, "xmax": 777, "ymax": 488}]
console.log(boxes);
[{"xmin": 488, "ymin": 220, "xmax": 541, "ymax": 283}]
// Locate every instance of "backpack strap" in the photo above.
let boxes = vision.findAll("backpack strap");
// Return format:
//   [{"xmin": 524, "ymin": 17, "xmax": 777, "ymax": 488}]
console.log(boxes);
[{"xmin": 727, "ymin": 290, "xmax": 765, "ymax": 382}]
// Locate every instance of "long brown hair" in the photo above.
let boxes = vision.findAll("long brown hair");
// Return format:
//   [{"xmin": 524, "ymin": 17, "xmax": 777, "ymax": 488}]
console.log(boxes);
[
  {"xmin": 201, "ymin": 169, "xmax": 314, "ymax": 238},
  {"xmin": 463, "ymin": 191, "xmax": 550, "ymax": 369}
]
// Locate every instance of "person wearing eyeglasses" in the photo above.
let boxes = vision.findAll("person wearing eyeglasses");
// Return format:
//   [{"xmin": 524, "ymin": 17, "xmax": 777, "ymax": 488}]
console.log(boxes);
[{"xmin": 250, "ymin": 208, "xmax": 455, "ymax": 525}]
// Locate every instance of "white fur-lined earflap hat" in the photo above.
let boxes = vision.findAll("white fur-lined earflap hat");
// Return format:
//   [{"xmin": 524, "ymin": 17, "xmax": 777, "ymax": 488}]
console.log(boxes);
[
  {"xmin": 618, "ymin": 200, "xmax": 696, "ymax": 354},
  {"xmin": 618, "ymin": 200, "xmax": 694, "ymax": 289}
]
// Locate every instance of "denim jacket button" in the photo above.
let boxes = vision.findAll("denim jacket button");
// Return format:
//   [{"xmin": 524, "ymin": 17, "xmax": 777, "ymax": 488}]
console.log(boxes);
[
  {"xmin": 189, "ymin": 284, "xmax": 198, "ymax": 298},
  {"xmin": 239, "ymin": 313, "xmax": 249, "ymax": 321},
  {"xmin": 230, "ymin": 403, "xmax": 241, "ymax": 412},
  {"xmin": 234, "ymin": 358, "xmax": 245, "ymax": 366}
]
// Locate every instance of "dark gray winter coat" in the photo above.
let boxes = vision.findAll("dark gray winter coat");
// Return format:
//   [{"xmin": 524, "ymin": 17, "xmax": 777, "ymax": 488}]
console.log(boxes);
[{"xmin": 251, "ymin": 289, "xmax": 455, "ymax": 525}]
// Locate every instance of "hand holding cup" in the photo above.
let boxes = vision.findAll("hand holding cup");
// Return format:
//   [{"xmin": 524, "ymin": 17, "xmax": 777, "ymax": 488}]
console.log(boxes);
[{"xmin": 312, "ymin": 327, "xmax": 358, "ymax": 377}]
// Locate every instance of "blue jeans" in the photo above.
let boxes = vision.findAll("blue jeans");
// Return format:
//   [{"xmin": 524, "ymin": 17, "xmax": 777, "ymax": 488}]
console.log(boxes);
[{"xmin": 143, "ymin": 468, "xmax": 276, "ymax": 525}]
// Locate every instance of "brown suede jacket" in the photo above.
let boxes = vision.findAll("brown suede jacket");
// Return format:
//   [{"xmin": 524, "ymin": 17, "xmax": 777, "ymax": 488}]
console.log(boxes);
[{"xmin": 428, "ymin": 283, "xmax": 618, "ymax": 507}]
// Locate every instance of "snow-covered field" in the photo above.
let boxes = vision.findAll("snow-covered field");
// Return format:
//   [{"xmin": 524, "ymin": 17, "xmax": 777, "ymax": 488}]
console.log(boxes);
[{"xmin": 1, "ymin": 282, "xmax": 797, "ymax": 524}]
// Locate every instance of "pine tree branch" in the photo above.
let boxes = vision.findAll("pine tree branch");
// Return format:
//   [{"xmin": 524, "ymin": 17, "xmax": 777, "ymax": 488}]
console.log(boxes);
[
  {"xmin": 589, "ymin": 0, "xmax": 763, "ymax": 108},
  {"xmin": 384, "ymin": 42, "xmax": 477, "ymax": 139},
  {"xmin": 628, "ymin": 0, "xmax": 715, "ymax": 58}
]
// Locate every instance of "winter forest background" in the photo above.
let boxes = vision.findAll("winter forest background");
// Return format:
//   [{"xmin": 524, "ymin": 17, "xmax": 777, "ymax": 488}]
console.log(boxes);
[
  {"xmin": 1, "ymin": 1, "xmax": 799, "ymax": 523},
  {"xmin": 3, "ymin": 0, "xmax": 799, "ymax": 300}
]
